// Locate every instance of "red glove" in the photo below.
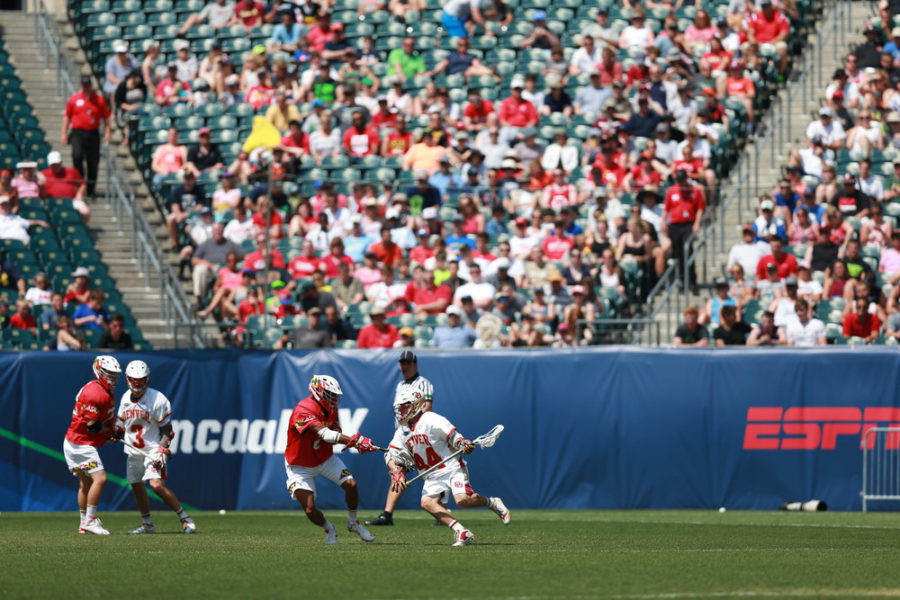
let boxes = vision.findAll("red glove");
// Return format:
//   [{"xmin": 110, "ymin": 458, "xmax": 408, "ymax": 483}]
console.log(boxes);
[
  {"xmin": 157, "ymin": 447, "xmax": 172, "ymax": 459},
  {"xmin": 347, "ymin": 432, "xmax": 377, "ymax": 454},
  {"xmin": 390, "ymin": 469, "xmax": 408, "ymax": 493}
]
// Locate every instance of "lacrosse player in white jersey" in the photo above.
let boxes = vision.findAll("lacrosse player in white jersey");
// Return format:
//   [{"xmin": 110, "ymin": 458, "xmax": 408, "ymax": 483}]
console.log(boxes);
[
  {"xmin": 367, "ymin": 349, "xmax": 435, "ymax": 527},
  {"xmin": 115, "ymin": 360, "xmax": 196, "ymax": 534},
  {"xmin": 384, "ymin": 387, "xmax": 510, "ymax": 546}
]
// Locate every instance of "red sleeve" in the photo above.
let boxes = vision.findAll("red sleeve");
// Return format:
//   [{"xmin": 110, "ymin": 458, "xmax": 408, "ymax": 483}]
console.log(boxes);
[
  {"xmin": 98, "ymin": 95, "xmax": 110, "ymax": 119},
  {"xmin": 387, "ymin": 325, "xmax": 400, "ymax": 346},
  {"xmin": 497, "ymin": 98, "xmax": 510, "ymax": 122},
  {"xmin": 786, "ymin": 254, "xmax": 798, "ymax": 274},
  {"xmin": 342, "ymin": 128, "xmax": 353, "ymax": 150},
  {"xmin": 842, "ymin": 315, "xmax": 852, "ymax": 337},
  {"xmin": 436, "ymin": 285, "xmax": 451, "ymax": 303},
  {"xmin": 527, "ymin": 103, "xmax": 538, "ymax": 126},
  {"xmin": 755, "ymin": 257, "xmax": 767, "ymax": 280},
  {"xmin": 694, "ymin": 188, "xmax": 706, "ymax": 212},
  {"xmin": 356, "ymin": 325, "xmax": 373, "ymax": 348},
  {"xmin": 663, "ymin": 189, "xmax": 674, "ymax": 212},
  {"xmin": 778, "ymin": 14, "xmax": 790, "ymax": 35},
  {"xmin": 294, "ymin": 412, "xmax": 323, "ymax": 436},
  {"xmin": 77, "ymin": 383, "xmax": 108, "ymax": 422},
  {"xmin": 369, "ymin": 128, "xmax": 380, "ymax": 148},
  {"xmin": 485, "ymin": 100, "xmax": 494, "ymax": 114}
]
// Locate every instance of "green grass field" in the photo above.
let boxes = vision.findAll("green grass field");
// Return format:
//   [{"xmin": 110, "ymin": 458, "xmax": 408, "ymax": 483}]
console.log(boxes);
[{"xmin": 3, "ymin": 509, "xmax": 900, "ymax": 599}]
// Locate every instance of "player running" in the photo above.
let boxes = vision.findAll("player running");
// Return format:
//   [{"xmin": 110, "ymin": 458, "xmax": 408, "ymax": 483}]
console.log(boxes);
[
  {"xmin": 285, "ymin": 375, "xmax": 379, "ymax": 545},
  {"xmin": 367, "ymin": 350, "xmax": 434, "ymax": 527},
  {"xmin": 63, "ymin": 355, "xmax": 121, "ymax": 535},
  {"xmin": 116, "ymin": 360, "xmax": 196, "ymax": 534},
  {"xmin": 385, "ymin": 388, "xmax": 510, "ymax": 546}
]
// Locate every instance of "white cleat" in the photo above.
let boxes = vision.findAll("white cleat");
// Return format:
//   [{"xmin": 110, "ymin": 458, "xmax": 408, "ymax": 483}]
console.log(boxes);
[
  {"xmin": 489, "ymin": 497, "xmax": 511, "ymax": 525},
  {"xmin": 81, "ymin": 518, "xmax": 110, "ymax": 535},
  {"xmin": 181, "ymin": 518, "xmax": 196, "ymax": 534},
  {"xmin": 324, "ymin": 526, "xmax": 338, "ymax": 545},
  {"xmin": 129, "ymin": 524, "xmax": 156, "ymax": 534},
  {"xmin": 452, "ymin": 528, "xmax": 475, "ymax": 546},
  {"xmin": 348, "ymin": 520, "xmax": 375, "ymax": 542}
]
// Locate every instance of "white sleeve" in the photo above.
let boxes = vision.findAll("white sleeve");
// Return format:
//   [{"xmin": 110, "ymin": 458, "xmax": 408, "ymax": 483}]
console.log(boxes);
[
  {"xmin": 416, "ymin": 377, "xmax": 434, "ymax": 402},
  {"xmin": 116, "ymin": 393, "xmax": 128, "ymax": 419},
  {"xmin": 428, "ymin": 413, "xmax": 459, "ymax": 446},
  {"xmin": 155, "ymin": 393, "xmax": 173, "ymax": 426}
]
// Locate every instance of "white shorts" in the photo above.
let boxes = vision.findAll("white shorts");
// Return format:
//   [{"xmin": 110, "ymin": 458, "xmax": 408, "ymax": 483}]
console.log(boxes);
[
  {"xmin": 125, "ymin": 452, "xmax": 165, "ymax": 484},
  {"xmin": 285, "ymin": 455, "xmax": 353, "ymax": 498},
  {"xmin": 63, "ymin": 439, "xmax": 105, "ymax": 475},
  {"xmin": 421, "ymin": 466, "xmax": 472, "ymax": 505}
]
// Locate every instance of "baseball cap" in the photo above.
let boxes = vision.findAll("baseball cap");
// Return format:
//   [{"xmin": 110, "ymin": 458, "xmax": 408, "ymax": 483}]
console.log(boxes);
[
  {"xmin": 113, "ymin": 41, "xmax": 128, "ymax": 53},
  {"xmin": 446, "ymin": 305, "xmax": 463, "ymax": 317},
  {"xmin": 572, "ymin": 285, "xmax": 586, "ymax": 295},
  {"xmin": 331, "ymin": 22, "xmax": 344, "ymax": 31},
  {"xmin": 714, "ymin": 276, "xmax": 728, "ymax": 287},
  {"xmin": 398, "ymin": 349, "xmax": 418, "ymax": 362},
  {"xmin": 414, "ymin": 169, "xmax": 429, "ymax": 180},
  {"xmin": 843, "ymin": 172, "xmax": 856, "ymax": 183},
  {"xmin": 514, "ymin": 216, "xmax": 528, "ymax": 227},
  {"xmin": 798, "ymin": 260, "xmax": 811, "ymax": 270},
  {"xmin": 510, "ymin": 76, "xmax": 525, "ymax": 89},
  {"xmin": 72, "ymin": 266, "xmax": 90, "ymax": 278},
  {"xmin": 532, "ymin": 9, "xmax": 546, "ymax": 20},
  {"xmin": 198, "ymin": 126, "xmax": 211, "ymax": 135},
  {"xmin": 760, "ymin": 199, "xmax": 775, "ymax": 211},
  {"xmin": 832, "ymin": 90, "xmax": 844, "ymax": 100},
  {"xmin": 399, "ymin": 326, "xmax": 414, "ymax": 337},
  {"xmin": 369, "ymin": 305, "xmax": 386, "ymax": 316},
  {"xmin": 675, "ymin": 169, "xmax": 688, "ymax": 182},
  {"xmin": 702, "ymin": 87, "xmax": 716, "ymax": 96},
  {"xmin": 495, "ymin": 257, "xmax": 510, "ymax": 270},
  {"xmin": 47, "ymin": 151, "xmax": 62, "ymax": 165},
  {"xmin": 80, "ymin": 74, "xmax": 92, "ymax": 85},
  {"xmin": 16, "ymin": 161, "xmax": 37, "ymax": 169},
  {"xmin": 784, "ymin": 275, "xmax": 798, "ymax": 286},
  {"xmin": 548, "ymin": 271, "xmax": 563, "ymax": 282},
  {"xmin": 174, "ymin": 39, "xmax": 190, "ymax": 51},
  {"xmin": 819, "ymin": 106, "xmax": 835, "ymax": 118},
  {"xmin": 241, "ymin": 268, "xmax": 255, "ymax": 276}
]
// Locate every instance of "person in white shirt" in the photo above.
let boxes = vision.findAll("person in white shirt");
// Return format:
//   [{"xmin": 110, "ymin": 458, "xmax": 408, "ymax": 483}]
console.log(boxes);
[
  {"xmin": 786, "ymin": 298, "xmax": 827, "ymax": 346},
  {"xmin": 223, "ymin": 204, "xmax": 254, "ymax": 245},
  {"xmin": 618, "ymin": 10, "xmax": 655, "ymax": 49},
  {"xmin": 452, "ymin": 263, "xmax": 496, "ymax": 309},
  {"xmin": 569, "ymin": 35, "xmax": 602, "ymax": 76},
  {"xmin": 769, "ymin": 276, "xmax": 799, "ymax": 328},
  {"xmin": 805, "ymin": 107, "xmax": 845, "ymax": 151},
  {"xmin": 796, "ymin": 260, "xmax": 823, "ymax": 303},
  {"xmin": 508, "ymin": 216, "xmax": 539, "ymax": 259},
  {"xmin": 0, "ymin": 195, "xmax": 49, "ymax": 244},
  {"xmin": 24, "ymin": 272, "xmax": 53, "ymax": 306},
  {"xmin": 857, "ymin": 158, "xmax": 884, "ymax": 201},
  {"xmin": 727, "ymin": 224, "xmax": 771, "ymax": 276}
]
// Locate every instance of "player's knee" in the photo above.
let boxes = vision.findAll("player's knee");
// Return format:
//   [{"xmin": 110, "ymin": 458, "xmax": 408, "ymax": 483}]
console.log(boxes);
[
  {"xmin": 92, "ymin": 470, "xmax": 108, "ymax": 486},
  {"xmin": 341, "ymin": 478, "xmax": 357, "ymax": 491},
  {"xmin": 148, "ymin": 479, "xmax": 166, "ymax": 493}
]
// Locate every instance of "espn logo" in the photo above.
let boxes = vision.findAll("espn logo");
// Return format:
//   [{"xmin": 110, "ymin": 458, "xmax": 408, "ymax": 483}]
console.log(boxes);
[{"xmin": 743, "ymin": 407, "xmax": 900, "ymax": 450}]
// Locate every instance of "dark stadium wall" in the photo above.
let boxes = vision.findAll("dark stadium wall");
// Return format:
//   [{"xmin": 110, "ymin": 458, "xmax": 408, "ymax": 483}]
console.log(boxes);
[{"xmin": 2, "ymin": 348, "xmax": 899, "ymax": 512}]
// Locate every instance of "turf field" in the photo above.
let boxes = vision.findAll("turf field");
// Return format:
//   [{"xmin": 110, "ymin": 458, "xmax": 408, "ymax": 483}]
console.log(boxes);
[{"xmin": 3, "ymin": 509, "xmax": 900, "ymax": 599}]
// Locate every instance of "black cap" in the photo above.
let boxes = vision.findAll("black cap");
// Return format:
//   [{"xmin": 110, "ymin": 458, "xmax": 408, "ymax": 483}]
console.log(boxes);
[
  {"xmin": 399, "ymin": 350, "xmax": 417, "ymax": 362},
  {"xmin": 675, "ymin": 169, "xmax": 688, "ymax": 182},
  {"xmin": 80, "ymin": 75, "xmax": 92, "ymax": 86}
]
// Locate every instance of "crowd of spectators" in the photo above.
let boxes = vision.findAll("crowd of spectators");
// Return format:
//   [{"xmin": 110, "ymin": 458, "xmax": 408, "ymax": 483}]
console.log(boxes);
[
  {"xmin": 677, "ymin": 0, "xmax": 900, "ymax": 347},
  {"xmin": 106, "ymin": 0, "xmax": 804, "ymax": 348}
]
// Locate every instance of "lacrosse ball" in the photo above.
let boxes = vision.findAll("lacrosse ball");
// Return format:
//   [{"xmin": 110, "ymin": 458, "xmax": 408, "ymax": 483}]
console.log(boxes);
[
  {"xmin": 219, "ymin": 509, "xmax": 227, "ymax": 515},
  {"xmin": 718, "ymin": 507, "xmax": 726, "ymax": 513}
]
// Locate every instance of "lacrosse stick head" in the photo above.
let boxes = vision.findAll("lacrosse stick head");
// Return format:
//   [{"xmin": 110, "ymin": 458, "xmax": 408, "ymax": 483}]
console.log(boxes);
[{"xmin": 473, "ymin": 424, "xmax": 504, "ymax": 448}]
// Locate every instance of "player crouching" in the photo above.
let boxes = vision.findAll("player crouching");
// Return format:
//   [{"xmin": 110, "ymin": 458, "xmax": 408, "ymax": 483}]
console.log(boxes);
[
  {"xmin": 114, "ymin": 360, "xmax": 196, "ymax": 534},
  {"xmin": 285, "ymin": 375, "xmax": 379, "ymax": 545},
  {"xmin": 386, "ymin": 389, "xmax": 510, "ymax": 547}
]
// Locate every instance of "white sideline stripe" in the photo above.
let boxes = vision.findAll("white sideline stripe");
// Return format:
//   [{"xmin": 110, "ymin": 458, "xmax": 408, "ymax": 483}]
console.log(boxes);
[{"xmin": 532, "ymin": 517, "xmax": 900, "ymax": 530}]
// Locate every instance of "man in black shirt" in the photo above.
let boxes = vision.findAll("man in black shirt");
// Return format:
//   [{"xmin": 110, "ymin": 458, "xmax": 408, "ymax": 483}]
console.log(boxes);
[
  {"xmin": 855, "ymin": 26, "xmax": 883, "ymax": 69},
  {"xmin": 186, "ymin": 127, "xmax": 223, "ymax": 175},
  {"xmin": 318, "ymin": 304, "xmax": 356, "ymax": 343},
  {"xmin": 166, "ymin": 170, "xmax": 209, "ymax": 248},
  {"xmin": 713, "ymin": 305, "xmax": 751, "ymax": 346},
  {"xmin": 274, "ymin": 307, "xmax": 331, "ymax": 349},
  {"xmin": 98, "ymin": 313, "xmax": 134, "ymax": 349},
  {"xmin": 673, "ymin": 306, "xmax": 709, "ymax": 347},
  {"xmin": 831, "ymin": 173, "xmax": 871, "ymax": 218}
]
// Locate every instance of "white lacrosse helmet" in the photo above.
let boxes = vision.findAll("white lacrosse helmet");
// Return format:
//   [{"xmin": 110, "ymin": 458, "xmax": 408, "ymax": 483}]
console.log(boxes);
[
  {"xmin": 394, "ymin": 387, "xmax": 426, "ymax": 425},
  {"xmin": 309, "ymin": 375, "xmax": 343, "ymax": 409},
  {"xmin": 92, "ymin": 355, "xmax": 121, "ymax": 388},
  {"xmin": 125, "ymin": 360, "xmax": 150, "ymax": 396}
]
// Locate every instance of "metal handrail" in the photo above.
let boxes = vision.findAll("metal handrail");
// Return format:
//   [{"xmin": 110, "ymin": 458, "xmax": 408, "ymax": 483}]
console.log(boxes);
[{"xmin": 32, "ymin": 0, "xmax": 203, "ymax": 347}]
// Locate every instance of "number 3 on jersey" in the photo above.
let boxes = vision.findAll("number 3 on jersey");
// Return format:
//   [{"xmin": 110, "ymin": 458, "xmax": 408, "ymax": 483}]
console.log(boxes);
[
  {"xmin": 413, "ymin": 446, "xmax": 443, "ymax": 470},
  {"xmin": 130, "ymin": 424, "xmax": 145, "ymax": 448}
]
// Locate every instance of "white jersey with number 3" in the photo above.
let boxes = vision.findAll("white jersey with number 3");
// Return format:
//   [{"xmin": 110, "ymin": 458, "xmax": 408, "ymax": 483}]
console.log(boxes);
[
  {"xmin": 117, "ymin": 388, "xmax": 172, "ymax": 456},
  {"xmin": 388, "ymin": 411, "xmax": 464, "ymax": 479}
]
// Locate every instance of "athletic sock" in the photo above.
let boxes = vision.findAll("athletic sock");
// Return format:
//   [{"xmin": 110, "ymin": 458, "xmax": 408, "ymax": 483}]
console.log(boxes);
[
  {"xmin": 176, "ymin": 509, "xmax": 187, "ymax": 520},
  {"xmin": 86, "ymin": 505, "xmax": 97, "ymax": 520},
  {"xmin": 348, "ymin": 510, "xmax": 358, "ymax": 523},
  {"xmin": 141, "ymin": 513, "xmax": 153, "ymax": 525},
  {"xmin": 322, "ymin": 520, "xmax": 335, "ymax": 532},
  {"xmin": 80, "ymin": 511, "xmax": 86, "ymax": 526},
  {"xmin": 448, "ymin": 519, "xmax": 465, "ymax": 533}
]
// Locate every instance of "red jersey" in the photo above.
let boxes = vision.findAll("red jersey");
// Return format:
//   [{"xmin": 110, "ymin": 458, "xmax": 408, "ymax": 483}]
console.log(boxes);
[
  {"xmin": 664, "ymin": 184, "xmax": 705, "ymax": 224},
  {"xmin": 238, "ymin": 297, "xmax": 265, "ymax": 322},
  {"xmin": 65, "ymin": 379, "xmax": 116, "ymax": 447},
  {"xmin": 541, "ymin": 235, "xmax": 574, "ymax": 260},
  {"xmin": 342, "ymin": 125, "xmax": 380, "ymax": 157},
  {"xmin": 628, "ymin": 165, "xmax": 661, "ymax": 190},
  {"xmin": 726, "ymin": 77, "xmax": 755, "ymax": 97},
  {"xmin": 41, "ymin": 167, "xmax": 84, "ymax": 198},
  {"xmin": 281, "ymin": 132, "xmax": 310, "ymax": 153},
  {"xmin": 251, "ymin": 211, "xmax": 284, "ymax": 235},
  {"xmin": 672, "ymin": 158, "xmax": 704, "ymax": 179},
  {"xmin": 749, "ymin": 10, "xmax": 790, "ymax": 43},
  {"xmin": 384, "ymin": 131, "xmax": 412, "ymax": 156},
  {"xmin": 597, "ymin": 61, "xmax": 624, "ymax": 87},
  {"xmin": 233, "ymin": 0, "xmax": 264, "ymax": 27},
  {"xmin": 405, "ymin": 282, "xmax": 451, "ymax": 314},
  {"xmin": 356, "ymin": 322, "xmax": 400, "ymax": 348},
  {"xmin": 285, "ymin": 396, "xmax": 339, "ymax": 467},
  {"xmin": 288, "ymin": 254, "xmax": 322, "ymax": 279},
  {"xmin": 243, "ymin": 247, "xmax": 286, "ymax": 270},
  {"xmin": 755, "ymin": 252, "xmax": 798, "ymax": 281},
  {"xmin": 65, "ymin": 90, "xmax": 110, "ymax": 131},
  {"xmin": 10, "ymin": 313, "xmax": 35, "ymax": 330},
  {"xmin": 497, "ymin": 96, "xmax": 538, "ymax": 128},
  {"xmin": 463, "ymin": 99, "xmax": 495, "ymax": 125}
]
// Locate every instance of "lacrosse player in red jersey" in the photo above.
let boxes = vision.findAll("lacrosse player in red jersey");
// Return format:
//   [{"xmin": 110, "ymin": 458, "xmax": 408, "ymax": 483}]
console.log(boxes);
[
  {"xmin": 63, "ymin": 355, "xmax": 121, "ymax": 535},
  {"xmin": 284, "ymin": 375, "xmax": 380, "ymax": 545},
  {"xmin": 116, "ymin": 360, "xmax": 196, "ymax": 534},
  {"xmin": 386, "ymin": 388, "xmax": 510, "ymax": 547}
]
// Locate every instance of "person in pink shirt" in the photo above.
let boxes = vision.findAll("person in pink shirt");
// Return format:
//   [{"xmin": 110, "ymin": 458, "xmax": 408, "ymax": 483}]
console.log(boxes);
[
  {"xmin": 683, "ymin": 9, "xmax": 717, "ymax": 51},
  {"xmin": 151, "ymin": 128, "xmax": 187, "ymax": 190},
  {"xmin": 195, "ymin": 251, "xmax": 246, "ymax": 320},
  {"xmin": 11, "ymin": 161, "xmax": 45, "ymax": 200},
  {"xmin": 880, "ymin": 231, "xmax": 900, "ymax": 279},
  {"xmin": 245, "ymin": 70, "xmax": 275, "ymax": 110},
  {"xmin": 354, "ymin": 251, "xmax": 383, "ymax": 291},
  {"xmin": 230, "ymin": 0, "xmax": 264, "ymax": 32},
  {"xmin": 306, "ymin": 13, "xmax": 335, "ymax": 54}
]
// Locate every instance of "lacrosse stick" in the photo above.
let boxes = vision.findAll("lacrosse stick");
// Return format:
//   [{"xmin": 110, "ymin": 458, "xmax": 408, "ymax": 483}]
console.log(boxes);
[
  {"xmin": 405, "ymin": 424, "xmax": 504, "ymax": 486},
  {"xmin": 118, "ymin": 440, "xmax": 167, "ymax": 468}
]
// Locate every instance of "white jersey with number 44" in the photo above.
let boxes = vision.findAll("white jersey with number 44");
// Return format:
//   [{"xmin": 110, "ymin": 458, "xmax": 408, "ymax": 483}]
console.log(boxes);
[
  {"xmin": 117, "ymin": 388, "xmax": 172, "ymax": 456},
  {"xmin": 388, "ymin": 411, "xmax": 465, "ymax": 478}
]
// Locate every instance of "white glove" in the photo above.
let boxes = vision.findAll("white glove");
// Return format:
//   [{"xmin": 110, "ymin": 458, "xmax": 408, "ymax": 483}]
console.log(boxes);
[{"xmin": 150, "ymin": 447, "xmax": 170, "ymax": 470}]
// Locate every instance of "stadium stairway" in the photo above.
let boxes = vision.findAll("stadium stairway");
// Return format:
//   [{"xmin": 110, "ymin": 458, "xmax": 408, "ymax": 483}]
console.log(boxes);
[
  {"xmin": 2, "ymin": 9, "xmax": 189, "ymax": 347},
  {"xmin": 655, "ymin": 0, "xmax": 866, "ymax": 342}
]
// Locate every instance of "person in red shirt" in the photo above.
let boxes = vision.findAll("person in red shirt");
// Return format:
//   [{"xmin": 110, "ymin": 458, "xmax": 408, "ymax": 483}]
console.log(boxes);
[
  {"xmin": 306, "ymin": 13, "xmax": 336, "ymax": 54},
  {"xmin": 356, "ymin": 305, "xmax": 400, "ymax": 348},
  {"xmin": 245, "ymin": 70, "xmax": 275, "ymax": 110},
  {"xmin": 63, "ymin": 355, "xmax": 122, "ymax": 535},
  {"xmin": 244, "ymin": 232, "xmax": 287, "ymax": 270},
  {"xmin": 382, "ymin": 114, "xmax": 412, "ymax": 157},
  {"xmin": 342, "ymin": 110, "xmax": 380, "ymax": 158},
  {"xmin": 231, "ymin": 0, "xmax": 264, "ymax": 31},
  {"xmin": 369, "ymin": 228, "xmax": 404, "ymax": 266},
  {"xmin": 279, "ymin": 120, "xmax": 310, "ymax": 159},
  {"xmin": 724, "ymin": 61, "xmax": 756, "ymax": 124},
  {"xmin": 41, "ymin": 151, "xmax": 90, "ymax": 223},
  {"xmin": 61, "ymin": 75, "xmax": 110, "ymax": 198},
  {"xmin": 672, "ymin": 143, "xmax": 706, "ymax": 186},
  {"xmin": 409, "ymin": 228, "xmax": 435, "ymax": 264},
  {"xmin": 462, "ymin": 88, "xmax": 495, "ymax": 132},
  {"xmin": 289, "ymin": 239, "xmax": 323, "ymax": 279},
  {"xmin": 748, "ymin": 0, "xmax": 790, "ymax": 75},
  {"xmin": 370, "ymin": 97, "xmax": 398, "ymax": 131},
  {"xmin": 9, "ymin": 298, "xmax": 36, "ymax": 334},
  {"xmin": 842, "ymin": 296, "xmax": 881, "ymax": 342},
  {"xmin": 497, "ymin": 77, "xmax": 538, "ymax": 131},
  {"xmin": 321, "ymin": 238, "xmax": 355, "ymax": 279},
  {"xmin": 623, "ymin": 154, "xmax": 662, "ymax": 192},
  {"xmin": 755, "ymin": 236, "xmax": 798, "ymax": 280},
  {"xmin": 662, "ymin": 170, "xmax": 706, "ymax": 290},
  {"xmin": 407, "ymin": 267, "xmax": 451, "ymax": 316},
  {"xmin": 284, "ymin": 374, "xmax": 378, "ymax": 545},
  {"xmin": 596, "ymin": 46, "xmax": 623, "ymax": 87},
  {"xmin": 541, "ymin": 220, "xmax": 575, "ymax": 261}
]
